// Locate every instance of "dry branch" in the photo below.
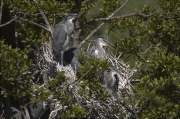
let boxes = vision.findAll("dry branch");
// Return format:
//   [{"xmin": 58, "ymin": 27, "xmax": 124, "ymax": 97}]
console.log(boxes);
[
  {"xmin": 78, "ymin": 0, "xmax": 130, "ymax": 48},
  {"xmin": 0, "ymin": 0, "xmax": 3, "ymax": 24},
  {"xmin": 0, "ymin": 17, "xmax": 18, "ymax": 28},
  {"xmin": 33, "ymin": 0, "xmax": 52, "ymax": 34},
  {"xmin": 20, "ymin": 18, "xmax": 50, "ymax": 32}
]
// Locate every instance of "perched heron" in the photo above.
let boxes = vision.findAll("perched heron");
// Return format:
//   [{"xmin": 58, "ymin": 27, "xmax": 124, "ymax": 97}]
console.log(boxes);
[
  {"xmin": 100, "ymin": 66, "xmax": 119, "ymax": 97},
  {"xmin": 63, "ymin": 47, "xmax": 81, "ymax": 72},
  {"xmin": 29, "ymin": 102, "xmax": 43, "ymax": 119},
  {"xmin": 52, "ymin": 13, "xmax": 78, "ymax": 64},
  {"xmin": 11, "ymin": 107, "xmax": 28, "ymax": 119},
  {"xmin": 86, "ymin": 36, "xmax": 114, "ymax": 59},
  {"xmin": 0, "ymin": 104, "xmax": 28, "ymax": 119}
]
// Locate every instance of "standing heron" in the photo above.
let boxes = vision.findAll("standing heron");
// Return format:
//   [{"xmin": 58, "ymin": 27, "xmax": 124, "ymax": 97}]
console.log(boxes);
[
  {"xmin": 86, "ymin": 36, "xmax": 114, "ymax": 59},
  {"xmin": 100, "ymin": 66, "xmax": 119, "ymax": 97},
  {"xmin": 52, "ymin": 13, "xmax": 78, "ymax": 64}
]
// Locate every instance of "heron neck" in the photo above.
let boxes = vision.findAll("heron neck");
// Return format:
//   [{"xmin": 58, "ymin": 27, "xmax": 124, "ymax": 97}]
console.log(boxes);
[{"xmin": 65, "ymin": 20, "xmax": 74, "ymax": 34}]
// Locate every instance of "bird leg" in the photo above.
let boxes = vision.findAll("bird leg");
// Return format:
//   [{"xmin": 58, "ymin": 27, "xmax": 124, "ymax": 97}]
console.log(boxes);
[{"xmin": 61, "ymin": 51, "xmax": 64, "ymax": 65}]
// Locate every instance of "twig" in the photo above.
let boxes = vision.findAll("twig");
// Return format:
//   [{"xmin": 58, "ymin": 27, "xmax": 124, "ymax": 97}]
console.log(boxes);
[
  {"xmin": 15, "ymin": 20, "xmax": 19, "ymax": 48},
  {"xmin": 74, "ymin": 67, "xmax": 93, "ymax": 84},
  {"xmin": 77, "ymin": 10, "xmax": 160, "ymax": 31},
  {"xmin": 0, "ymin": 0, "xmax": 3, "ymax": 24},
  {"xmin": 0, "ymin": 17, "xmax": 18, "ymax": 27},
  {"xmin": 17, "ymin": 12, "xmax": 41, "ymax": 17},
  {"xmin": 78, "ymin": 0, "xmax": 130, "ymax": 48},
  {"xmin": 48, "ymin": 105, "xmax": 67, "ymax": 119},
  {"xmin": 20, "ymin": 18, "xmax": 50, "ymax": 32},
  {"xmin": 117, "ymin": 99, "xmax": 135, "ymax": 115},
  {"xmin": 92, "ymin": 12, "xmax": 153, "ymax": 22},
  {"xmin": 33, "ymin": 0, "xmax": 52, "ymax": 34}
]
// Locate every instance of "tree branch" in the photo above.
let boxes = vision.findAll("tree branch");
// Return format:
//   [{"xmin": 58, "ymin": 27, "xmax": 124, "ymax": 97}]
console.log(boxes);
[
  {"xmin": 0, "ymin": 0, "xmax": 3, "ymax": 24},
  {"xmin": 94, "ymin": 12, "xmax": 153, "ymax": 22},
  {"xmin": 74, "ymin": 67, "xmax": 94, "ymax": 84},
  {"xmin": 0, "ymin": 17, "xmax": 18, "ymax": 28},
  {"xmin": 20, "ymin": 18, "xmax": 50, "ymax": 32},
  {"xmin": 33, "ymin": 0, "xmax": 52, "ymax": 34},
  {"xmin": 78, "ymin": 0, "xmax": 130, "ymax": 48},
  {"xmin": 77, "ymin": 11, "xmax": 159, "ymax": 30}
]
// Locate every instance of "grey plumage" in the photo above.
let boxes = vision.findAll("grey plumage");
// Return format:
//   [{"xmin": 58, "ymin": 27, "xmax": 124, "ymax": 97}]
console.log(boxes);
[
  {"xmin": 29, "ymin": 102, "xmax": 43, "ymax": 119},
  {"xmin": 100, "ymin": 66, "xmax": 119, "ymax": 97},
  {"xmin": 64, "ymin": 47, "xmax": 81, "ymax": 72},
  {"xmin": 52, "ymin": 13, "xmax": 78, "ymax": 63},
  {"xmin": 86, "ymin": 36, "xmax": 117, "ymax": 96},
  {"xmin": 11, "ymin": 107, "xmax": 28, "ymax": 119},
  {"xmin": 86, "ymin": 36, "xmax": 114, "ymax": 59}
]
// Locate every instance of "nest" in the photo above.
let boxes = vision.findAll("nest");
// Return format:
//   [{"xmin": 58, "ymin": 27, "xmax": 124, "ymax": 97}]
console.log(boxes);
[{"xmin": 35, "ymin": 40, "xmax": 136, "ymax": 119}]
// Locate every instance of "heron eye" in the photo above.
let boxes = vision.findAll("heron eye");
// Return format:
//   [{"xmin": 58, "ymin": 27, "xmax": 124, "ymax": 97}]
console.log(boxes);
[{"xmin": 102, "ymin": 46, "xmax": 107, "ymax": 49}]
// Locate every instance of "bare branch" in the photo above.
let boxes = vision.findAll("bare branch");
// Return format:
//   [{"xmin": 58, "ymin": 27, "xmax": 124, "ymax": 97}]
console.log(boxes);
[
  {"xmin": 77, "ymin": 10, "xmax": 160, "ymax": 31},
  {"xmin": 103, "ymin": 10, "xmax": 160, "ymax": 21},
  {"xmin": 74, "ymin": 67, "xmax": 93, "ymax": 84},
  {"xmin": 78, "ymin": 0, "xmax": 130, "ymax": 48},
  {"xmin": 94, "ymin": 12, "xmax": 152, "ymax": 22},
  {"xmin": 33, "ymin": 0, "xmax": 52, "ymax": 34},
  {"xmin": 0, "ymin": 17, "xmax": 18, "ymax": 28},
  {"xmin": 0, "ymin": 0, "xmax": 3, "ymax": 24},
  {"xmin": 17, "ymin": 11, "xmax": 41, "ymax": 17},
  {"xmin": 20, "ymin": 18, "xmax": 50, "ymax": 32}
]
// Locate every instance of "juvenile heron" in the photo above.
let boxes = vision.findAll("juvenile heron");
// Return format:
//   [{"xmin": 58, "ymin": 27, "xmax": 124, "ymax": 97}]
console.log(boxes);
[
  {"xmin": 63, "ymin": 47, "xmax": 81, "ymax": 72},
  {"xmin": 52, "ymin": 13, "xmax": 78, "ymax": 64},
  {"xmin": 86, "ymin": 36, "xmax": 114, "ymax": 59},
  {"xmin": 100, "ymin": 66, "xmax": 119, "ymax": 97},
  {"xmin": 29, "ymin": 102, "xmax": 43, "ymax": 119}
]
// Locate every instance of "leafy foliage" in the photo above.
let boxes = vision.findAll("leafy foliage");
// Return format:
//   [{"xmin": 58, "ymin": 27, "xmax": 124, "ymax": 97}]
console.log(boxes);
[
  {"xmin": 1, "ymin": 0, "xmax": 180, "ymax": 118},
  {"xmin": 0, "ymin": 40, "xmax": 34, "ymax": 98}
]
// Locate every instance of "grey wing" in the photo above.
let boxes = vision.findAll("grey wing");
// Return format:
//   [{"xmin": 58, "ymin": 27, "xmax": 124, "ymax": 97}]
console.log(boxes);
[
  {"xmin": 11, "ymin": 107, "xmax": 23, "ymax": 119},
  {"xmin": 73, "ymin": 48, "xmax": 81, "ymax": 57},
  {"xmin": 29, "ymin": 102, "xmax": 43, "ymax": 119},
  {"xmin": 86, "ymin": 45, "xmax": 96, "ymax": 58},
  {"xmin": 52, "ymin": 23, "xmax": 67, "ymax": 54}
]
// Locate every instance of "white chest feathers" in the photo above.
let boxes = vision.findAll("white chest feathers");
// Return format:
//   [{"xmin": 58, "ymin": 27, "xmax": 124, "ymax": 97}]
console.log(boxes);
[{"xmin": 95, "ymin": 49, "xmax": 99, "ymax": 56}]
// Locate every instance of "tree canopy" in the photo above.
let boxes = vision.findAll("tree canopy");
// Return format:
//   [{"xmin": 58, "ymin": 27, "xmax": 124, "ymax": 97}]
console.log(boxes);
[{"xmin": 0, "ymin": 0, "xmax": 180, "ymax": 118}]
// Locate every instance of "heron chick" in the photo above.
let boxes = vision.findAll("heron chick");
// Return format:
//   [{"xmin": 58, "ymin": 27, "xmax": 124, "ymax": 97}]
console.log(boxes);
[
  {"xmin": 86, "ymin": 36, "xmax": 115, "ymax": 59},
  {"xmin": 52, "ymin": 13, "xmax": 78, "ymax": 64},
  {"xmin": 100, "ymin": 66, "xmax": 119, "ymax": 97},
  {"xmin": 64, "ymin": 47, "xmax": 81, "ymax": 72}
]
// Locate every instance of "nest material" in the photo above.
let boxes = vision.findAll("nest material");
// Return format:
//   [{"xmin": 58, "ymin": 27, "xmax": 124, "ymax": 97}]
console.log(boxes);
[{"xmin": 37, "ymin": 41, "xmax": 136, "ymax": 118}]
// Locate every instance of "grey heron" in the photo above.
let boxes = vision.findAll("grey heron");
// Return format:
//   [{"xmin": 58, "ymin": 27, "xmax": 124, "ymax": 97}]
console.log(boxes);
[
  {"xmin": 52, "ymin": 13, "xmax": 78, "ymax": 64},
  {"xmin": 100, "ymin": 66, "xmax": 119, "ymax": 97},
  {"xmin": 86, "ymin": 36, "xmax": 114, "ymax": 59},
  {"xmin": 29, "ymin": 102, "xmax": 43, "ymax": 119},
  {"xmin": 63, "ymin": 47, "xmax": 81, "ymax": 72}
]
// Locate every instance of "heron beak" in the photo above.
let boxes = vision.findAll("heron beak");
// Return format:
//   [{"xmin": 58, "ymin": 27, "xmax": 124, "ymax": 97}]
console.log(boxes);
[
  {"xmin": 72, "ymin": 13, "xmax": 78, "ymax": 18},
  {"xmin": 72, "ymin": 14, "xmax": 78, "ymax": 22},
  {"xmin": 103, "ymin": 40, "xmax": 115, "ymax": 48}
]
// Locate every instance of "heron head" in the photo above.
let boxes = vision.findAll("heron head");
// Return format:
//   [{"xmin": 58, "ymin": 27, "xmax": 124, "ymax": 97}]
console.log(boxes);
[
  {"xmin": 110, "ymin": 67, "xmax": 120, "ymax": 86},
  {"xmin": 97, "ymin": 36, "xmax": 115, "ymax": 48},
  {"xmin": 64, "ymin": 13, "xmax": 78, "ymax": 23}
]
